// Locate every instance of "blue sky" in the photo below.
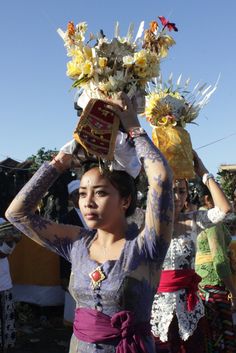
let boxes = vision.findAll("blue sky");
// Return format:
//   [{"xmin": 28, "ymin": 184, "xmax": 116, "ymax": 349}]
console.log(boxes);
[{"xmin": 0, "ymin": 0, "xmax": 235, "ymax": 175}]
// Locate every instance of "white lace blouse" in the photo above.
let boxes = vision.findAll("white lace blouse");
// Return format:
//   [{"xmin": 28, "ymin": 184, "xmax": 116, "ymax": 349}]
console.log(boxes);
[{"xmin": 150, "ymin": 207, "xmax": 226, "ymax": 342}]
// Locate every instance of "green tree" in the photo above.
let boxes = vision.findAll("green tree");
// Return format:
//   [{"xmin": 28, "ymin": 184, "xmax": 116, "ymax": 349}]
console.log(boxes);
[
  {"xmin": 217, "ymin": 170, "xmax": 236, "ymax": 201},
  {"xmin": 28, "ymin": 147, "xmax": 58, "ymax": 170}
]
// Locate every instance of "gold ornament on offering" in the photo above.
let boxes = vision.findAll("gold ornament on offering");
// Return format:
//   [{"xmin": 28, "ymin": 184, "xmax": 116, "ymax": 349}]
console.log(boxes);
[{"xmin": 144, "ymin": 74, "xmax": 218, "ymax": 179}]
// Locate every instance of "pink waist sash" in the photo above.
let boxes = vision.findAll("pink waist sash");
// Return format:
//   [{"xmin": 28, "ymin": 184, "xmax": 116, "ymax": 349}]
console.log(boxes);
[{"xmin": 73, "ymin": 307, "xmax": 151, "ymax": 353}]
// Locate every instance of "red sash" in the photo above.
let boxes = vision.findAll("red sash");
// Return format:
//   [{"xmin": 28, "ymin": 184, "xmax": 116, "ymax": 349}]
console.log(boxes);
[{"xmin": 158, "ymin": 269, "xmax": 202, "ymax": 311}]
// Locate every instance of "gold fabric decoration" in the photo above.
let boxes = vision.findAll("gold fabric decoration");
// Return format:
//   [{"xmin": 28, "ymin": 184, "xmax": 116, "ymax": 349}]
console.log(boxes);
[{"xmin": 152, "ymin": 126, "xmax": 194, "ymax": 179}]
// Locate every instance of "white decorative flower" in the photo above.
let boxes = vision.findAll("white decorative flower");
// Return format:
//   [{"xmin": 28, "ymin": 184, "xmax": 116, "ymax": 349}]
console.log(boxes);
[{"xmin": 123, "ymin": 55, "xmax": 135, "ymax": 67}]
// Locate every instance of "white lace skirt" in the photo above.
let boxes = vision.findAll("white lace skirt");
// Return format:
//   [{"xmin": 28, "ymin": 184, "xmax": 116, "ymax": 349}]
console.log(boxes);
[{"xmin": 150, "ymin": 290, "xmax": 205, "ymax": 342}]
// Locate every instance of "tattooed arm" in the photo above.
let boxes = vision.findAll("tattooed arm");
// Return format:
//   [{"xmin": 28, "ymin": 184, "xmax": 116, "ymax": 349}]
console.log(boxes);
[
  {"xmin": 5, "ymin": 159, "xmax": 89, "ymax": 255},
  {"xmin": 134, "ymin": 134, "xmax": 173, "ymax": 263},
  {"xmin": 107, "ymin": 92, "xmax": 173, "ymax": 264}
]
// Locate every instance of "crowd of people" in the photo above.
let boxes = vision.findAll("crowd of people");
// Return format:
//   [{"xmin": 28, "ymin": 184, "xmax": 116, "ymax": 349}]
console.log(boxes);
[{"xmin": 0, "ymin": 91, "xmax": 235, "ymax": 353}]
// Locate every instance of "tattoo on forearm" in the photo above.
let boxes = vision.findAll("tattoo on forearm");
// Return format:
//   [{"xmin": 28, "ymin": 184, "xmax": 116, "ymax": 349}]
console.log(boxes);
[
  {"xmin": 151, "ymin": 176, "xmax": 173, "ymax": 224},
  {"xmin": 135, "ymin": 136, "xmax": 167, "ymax": 165},
  {"xmin": 15, "ymin": 163, "xmax": 60, "ymax": 212},
  {"xmin": 27, "ymin": 214, "xmax": 52, "ymax": 230},
  {"xmin": 6, "ymin": 212, "xmax": 35, "ymax": 238}
]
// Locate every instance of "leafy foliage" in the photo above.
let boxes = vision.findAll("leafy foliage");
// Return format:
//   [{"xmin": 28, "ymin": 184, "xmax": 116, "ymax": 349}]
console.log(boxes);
[
  {"xmin": 217, "ymin": 170, "xmax": 236, "ymax": 201},
  {"xmin": 28, "ymin": 147, "xmax": 58, "ymax": 170}
]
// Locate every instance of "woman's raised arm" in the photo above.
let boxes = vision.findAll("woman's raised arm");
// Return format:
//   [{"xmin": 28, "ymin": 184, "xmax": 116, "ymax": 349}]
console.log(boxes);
[
  {"xmin": 193, "ymin": 150, "xmax": 231, "ymax": 215},
  {"xmin": 109, "ymin": 92, "xmax": 174, "ymax": 263},
  {"xmin": 5, "ymin": 153, "xmax": 88, "ymax": 253},
  {"xmin": 134, "ymin": 133, "xmax": 173, "ymax": 262}
]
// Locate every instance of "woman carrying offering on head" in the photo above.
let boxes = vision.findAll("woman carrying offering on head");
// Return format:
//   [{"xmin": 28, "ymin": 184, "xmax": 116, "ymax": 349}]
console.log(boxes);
[{"xmin": 5, "ymin": 93, "xmax": 173, "ymax": 353}]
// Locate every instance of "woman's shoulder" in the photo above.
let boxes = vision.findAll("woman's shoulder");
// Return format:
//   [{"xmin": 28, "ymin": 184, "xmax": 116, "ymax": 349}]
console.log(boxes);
[
  {"xmin": 71, "ymin": 229, "xmax": 96, "ymax": 250},
  {"xmin": 82, "ymin": 229, "xmax": 96, "ymax": 242}
]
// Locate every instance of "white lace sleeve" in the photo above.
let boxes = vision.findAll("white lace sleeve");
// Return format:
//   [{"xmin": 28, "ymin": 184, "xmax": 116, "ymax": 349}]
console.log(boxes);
[{"xmin": 196, "ymin": 206, "xmax": 226, "ymax": 230}]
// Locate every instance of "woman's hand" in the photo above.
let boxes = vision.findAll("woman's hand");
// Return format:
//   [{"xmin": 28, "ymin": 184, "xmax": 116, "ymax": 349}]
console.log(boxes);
[
  {"xmin": 106, "ymin": 92, "xmax": 141, "ymax": 132},
  {"xmin": 50, "ymin": 140, "xmax": 83, "ymax": 172},
  {"xmin": 50, "ymin": 151, "xmax": 73, "ymax": 172},
  {"xmin": 193, "ymin": 150, "xmax": 208, "ymax": 177}
]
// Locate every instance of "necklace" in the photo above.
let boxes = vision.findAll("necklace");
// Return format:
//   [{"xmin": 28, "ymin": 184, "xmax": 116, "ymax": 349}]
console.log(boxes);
[
  {"xmin": 102, "ymin": 243, "xmax": 108, "ymax": 258},
  {"xmin": 92, "ymin": 232, "xmax": 109, "ymax": 259},
  {"xmin": 89, "ymin": 233, "xmax": 125, "ymax": 290}
]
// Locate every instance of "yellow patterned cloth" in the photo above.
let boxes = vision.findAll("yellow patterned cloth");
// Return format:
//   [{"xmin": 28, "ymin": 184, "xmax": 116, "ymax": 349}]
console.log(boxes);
[
  {"xmin": 195, "ymin": 252, "xmax": 213, "ymax": 265},
  {"xmin": 152, "ymin": 126, "xmax": 194, "ymax": 179}
]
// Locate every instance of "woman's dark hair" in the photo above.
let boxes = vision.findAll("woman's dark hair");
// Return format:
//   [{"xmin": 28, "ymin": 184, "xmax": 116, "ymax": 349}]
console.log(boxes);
[
  {"xmin": 187, "ymin": 179, "xmax": 212, "ymax": 207},
  {"xmin": 195, "ymin": 180, "xmax": 212, "ymax": 206},
  {"xmin": 80, "ymin": 160, "xmax": 137, "ymax": 217}
]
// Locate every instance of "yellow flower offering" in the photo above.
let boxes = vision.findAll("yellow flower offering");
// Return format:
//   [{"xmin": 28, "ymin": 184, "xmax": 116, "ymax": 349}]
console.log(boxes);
[
  {"xmin": 145, "ymin": 74, "xmax": 218, "ymax": 179},
  {"xmin": 57, "ymin": 17, "xmax": 177, "ymax": 104}
]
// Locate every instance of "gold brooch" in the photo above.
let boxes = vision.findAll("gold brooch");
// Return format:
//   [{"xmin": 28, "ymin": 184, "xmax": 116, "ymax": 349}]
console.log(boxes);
[{"xmin": 89, "ymin": 266, "xmax": 106, "ymax": 289}]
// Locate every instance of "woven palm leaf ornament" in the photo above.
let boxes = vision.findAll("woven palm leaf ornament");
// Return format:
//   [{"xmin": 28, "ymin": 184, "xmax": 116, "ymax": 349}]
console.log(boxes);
[
  {"xmin": 57, "ymin": 18, "xmax": 177, "ymax": 161},
  {"xmin": 144, "ymin": 74, "xmax": 219, "ymax": 179}
]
